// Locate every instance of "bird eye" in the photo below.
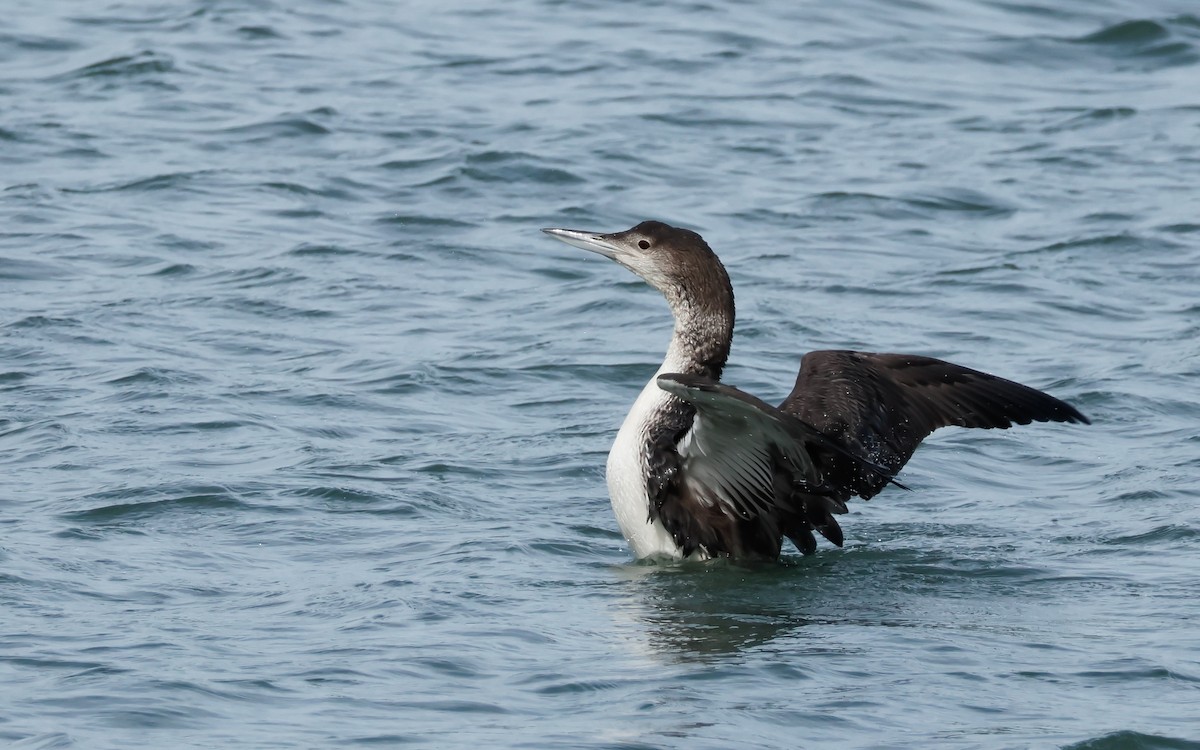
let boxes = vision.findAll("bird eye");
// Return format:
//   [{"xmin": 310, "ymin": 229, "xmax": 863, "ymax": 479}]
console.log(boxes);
[{"xmin": 638, "ymin": 240, "xmax": 650, "ymax": 250}]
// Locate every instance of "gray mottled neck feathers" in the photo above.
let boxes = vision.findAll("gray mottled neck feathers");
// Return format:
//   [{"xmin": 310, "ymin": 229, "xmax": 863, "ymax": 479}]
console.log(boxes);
[{"xmin": 662, "ymin": 269, "xmax": 735, "ymax": 382}]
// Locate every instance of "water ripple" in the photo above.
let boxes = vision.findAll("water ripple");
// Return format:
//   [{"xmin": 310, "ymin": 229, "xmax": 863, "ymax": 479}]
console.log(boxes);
[
  {"xmin": 2, "ymin": 0, "xmax": 1198, "ymax": 748},
  {"xmin": 1064, "ymin": 732, "xmax": 1200, "ymax": 750}
]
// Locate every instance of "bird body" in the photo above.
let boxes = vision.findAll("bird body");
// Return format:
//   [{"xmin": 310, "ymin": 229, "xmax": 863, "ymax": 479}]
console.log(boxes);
[
  {"xmin": 605, "ymin": 354, "xmax": 690, "ymax": 558},
  {"xmin": 543, "ymin": 221, "xmax": 1088, "ymax": 561}
]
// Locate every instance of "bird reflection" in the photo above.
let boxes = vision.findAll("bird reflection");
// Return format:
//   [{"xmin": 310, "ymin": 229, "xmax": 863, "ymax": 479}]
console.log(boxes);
[
  {"xmin": 606, "ymin": 545, "xmax": 924, "ymax": 662},
  {"xmin": 610, "ymin": 558, "xmax": 830, "ymax": 660}
]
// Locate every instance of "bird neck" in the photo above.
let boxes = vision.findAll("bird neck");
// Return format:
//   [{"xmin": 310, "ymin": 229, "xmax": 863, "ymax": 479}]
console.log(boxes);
[{"xmin": 662, "ymin": 286, "xmax": 734, "ymax": 382}]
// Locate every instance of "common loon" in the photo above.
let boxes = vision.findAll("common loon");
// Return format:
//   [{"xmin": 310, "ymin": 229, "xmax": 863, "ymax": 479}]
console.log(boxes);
[{"xmin": 543, "ymin": 220, "xmax": 1089, "ymax": 561}]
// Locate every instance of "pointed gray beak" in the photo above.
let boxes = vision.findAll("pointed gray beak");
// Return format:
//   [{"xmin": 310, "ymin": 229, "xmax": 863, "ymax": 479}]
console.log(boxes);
[{"xmin": 541, "ymin": 227, "xmax": 622, "ymax": 260}]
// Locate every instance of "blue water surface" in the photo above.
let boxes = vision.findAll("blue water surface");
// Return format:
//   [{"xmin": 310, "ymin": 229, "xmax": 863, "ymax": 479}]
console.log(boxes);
[{"xmin": 2, "ymin": 1, "xmax": 1199, "ymax": 748}]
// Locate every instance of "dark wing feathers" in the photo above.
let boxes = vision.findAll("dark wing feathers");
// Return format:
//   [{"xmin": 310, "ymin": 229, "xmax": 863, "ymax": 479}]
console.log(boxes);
[
  {"xmin": 651, "ymin": 353, "xmax": 1087, "ymax": 557},
  {"xmin": 655, "ymin": 373, "xmax": 898, "ymax": 556},
  {"xmin": 779, "ymin": 350, "xmax": 1089, "ymax": 500}
]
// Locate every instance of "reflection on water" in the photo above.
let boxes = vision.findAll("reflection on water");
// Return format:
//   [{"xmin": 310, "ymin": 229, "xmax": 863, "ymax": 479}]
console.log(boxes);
[
  {"xmin": 606, "ymin": 553, "xmax": 925, "ymax": 660},
  {"xmin": 607, "ymin": 536, "xmax": 1060, "ymax": 661},
  {"xmin": 612, "ymin": 561, "xmax": 820, "ymax": 658}
]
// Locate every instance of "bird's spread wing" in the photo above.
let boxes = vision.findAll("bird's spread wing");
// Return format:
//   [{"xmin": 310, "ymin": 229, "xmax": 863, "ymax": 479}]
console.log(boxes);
[
  {"xmin": 778, "ymin": 350, "xmax": 1090, "ymax": 500},
  {"xmin": 656, "ymin": 373, "xmax": 894, "ymax": 524}
]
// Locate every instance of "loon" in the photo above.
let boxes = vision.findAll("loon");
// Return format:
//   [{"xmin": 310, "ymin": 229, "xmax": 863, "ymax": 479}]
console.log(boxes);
[{"xmin": 543, "ymin": 220, "xmax": 1090, "ymax": 561}]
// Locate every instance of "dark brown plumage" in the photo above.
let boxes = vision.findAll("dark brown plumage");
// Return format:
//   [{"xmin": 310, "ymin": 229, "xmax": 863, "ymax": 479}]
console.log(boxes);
[
  {"xmin": 781, "ymin": 351, "xmax": 1090, "ymax": 502},
  {"xmin": 542, "ymin": 220, "xmax": 1090, "ymax": 561}
]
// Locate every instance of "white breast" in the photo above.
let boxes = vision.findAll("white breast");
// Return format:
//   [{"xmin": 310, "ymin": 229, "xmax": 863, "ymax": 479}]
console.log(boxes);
[{"xmin": 605, "ymin": 360, "xmax": 705, "ymax": 560}]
